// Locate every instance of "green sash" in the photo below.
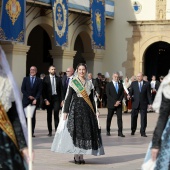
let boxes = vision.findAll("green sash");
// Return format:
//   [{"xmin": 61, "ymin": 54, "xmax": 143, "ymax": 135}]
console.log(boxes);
[{"xmin": 72, "ymin": 78, "xmax": 95, "ymax": 113}]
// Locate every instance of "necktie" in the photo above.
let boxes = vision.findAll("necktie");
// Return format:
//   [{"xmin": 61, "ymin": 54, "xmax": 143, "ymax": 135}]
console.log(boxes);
[
  {"xmin": 52, "ymin": 77, "xmax": 55, "ymax": 95},
  {"xmin": 66, "ymin": 78, "xmax": 70, "ymax": 88},
  {"xmin": 115, "ymin": 82, "xmax": 118, "ymax": 93},
  {"xmin": 31, "ymin": 77, "xmax": 34, "ymax": 88},
  {"xmin": 139, "ymin": 82, "xmax": 142, "ymax": 92}
]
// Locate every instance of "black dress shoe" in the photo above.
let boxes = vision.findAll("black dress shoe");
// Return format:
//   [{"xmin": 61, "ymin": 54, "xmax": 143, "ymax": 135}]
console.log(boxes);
[
  {"xmin": 32, "ymin": 134, "xmax": 35, "ymax": 137},
  {"xmin": 74, "ymin": 157, "xmax": 81, "ymax": 164},
  {"xmin": 47, "ymin": 133, "xmax": 52, "ymax": 137},
  {"xmin": 80, "ymin": 160, "xmax": 85, "ymax": 164},
  {"xmin": 131, "ymin": 132, "xmax": 135, "ymax": 135},
  {"xmin": 118, "ymin": 134, "xmax": 125, "ymax": 137},
  {"xmin": 141, "ymin": 134, "xmax": 147, "ymax": 137},
  {"xmin": 106, "ymin": 132, "xmax": 111, "ymax": 136}
]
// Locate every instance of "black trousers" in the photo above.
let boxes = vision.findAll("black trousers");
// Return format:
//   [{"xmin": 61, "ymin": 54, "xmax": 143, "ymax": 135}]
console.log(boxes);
[
  {"xmin": 131, "ymin": 106, "xmax": 147, "ymax": 135},
  {"xmin": 106, "ymin": 106, "xmax": 123, "ymax": 134},
  {"xmin": 46, "ymin": 95, "xmax": 61, "ymax": 133}
]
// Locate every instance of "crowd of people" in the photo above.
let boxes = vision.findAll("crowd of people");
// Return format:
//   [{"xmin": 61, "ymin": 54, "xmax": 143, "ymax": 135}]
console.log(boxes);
[{"xmin": 1, "ymin": 44, "xmax": 169, "ymax": 169}]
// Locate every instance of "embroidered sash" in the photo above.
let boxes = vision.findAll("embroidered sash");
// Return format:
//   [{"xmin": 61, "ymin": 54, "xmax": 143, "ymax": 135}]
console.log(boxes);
[
  {"xmin": 0, "ymin": 102, "xmax": 18, "ymax": 148},
  {"xmin": 72, "ymin": 78, "xmax": 95, "ymax": 113}
]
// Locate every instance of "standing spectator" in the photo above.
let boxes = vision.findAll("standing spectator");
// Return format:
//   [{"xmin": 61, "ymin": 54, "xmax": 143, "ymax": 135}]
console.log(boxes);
[
  {"xmin": 150, "ymin": 75, "xmax": 160, "ymax": 102},
  {"xmin": 21, "ymin": 66, "xmax": 42, "ymax": 137},
  {"xmin": 128, "ymin": 72, "xmax": 152, "ymax": 137},
  {"xmin": 143, "ymin": 75, "xmax": 148, "ymax": 81},
  {"xmin": 59, "ymin": 71, "xmax": 66, "ymax": 79},
  {"xmin": 88, "ymin": 73, "xmax": 100, "ymax": 94},
  {"xmin": 62, "ymin": 67, "xmax": 74, "ymax": 98},
  {"xmin": 105, "ymin": 72, "xmax": 110, "ymax": 82},
  {"xmin": 96, "ymin": 73, "xmax": 102, "ymax": 107},
  {"xmin": 101, "ymin": 75, "xmax": 107, "ymax": 107},
  {"xmin": 106, "ymin": 72, "xmax": 125, "ymax": 137},
  {"xmin": 118, "ymin": 71, "xmax": 123, "ymax": 84},
  {"xmin": 88, "ymin": 73, "xmax": 100, "ymax": 100},
  {"xmin": 42, "ymin": 65, "xmax": 64, "ymax": 136}
]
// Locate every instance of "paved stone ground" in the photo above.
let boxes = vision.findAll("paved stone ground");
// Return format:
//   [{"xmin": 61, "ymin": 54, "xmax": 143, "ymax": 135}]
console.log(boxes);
[{"xmin": 32, "ymin": 108, "xmax": 158, "ymax": 170}]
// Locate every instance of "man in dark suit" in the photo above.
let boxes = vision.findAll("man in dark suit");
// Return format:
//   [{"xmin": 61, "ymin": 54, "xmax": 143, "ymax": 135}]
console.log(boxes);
[
  {"xmin": 21, "ymin": 66, "xmax": 42, "ymax": 137},
  {"xmin": 128, "ymin": 72, "xmax": 152, "ymax": 137},
  {"xmin": 62, "ymin": 67, "xmax": 74, "ymax": 98},
  {"xmin": 106, "ymin": 72, "xmax": 125, "ymax": 137},
  {"xmin": 88, "ymin": 73, "xmax": 100, "ymax": 95},
  {"xmin": 42, "ymin": 65, "xmax": 64, "ymax": 136},
  {"xmin": 150, "ymin": 75, "xmax": 160, "ymax": 102}
]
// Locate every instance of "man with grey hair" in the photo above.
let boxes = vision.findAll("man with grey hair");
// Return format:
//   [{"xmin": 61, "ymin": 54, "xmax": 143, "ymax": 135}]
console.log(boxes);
[
  {"xmin": 128, "ymin": 72, "xmax": 152, "ymax": 137},
  {"xmin": 21, "ymin": 66, "xmax": 42, "ymax": 137},
  {"xmin": 62, "ymin": 67, "xmax": 74, "ymax": 98},
  {"xmin": 106, "ymin": 72, "xmax": 125, "ymax": 137}
]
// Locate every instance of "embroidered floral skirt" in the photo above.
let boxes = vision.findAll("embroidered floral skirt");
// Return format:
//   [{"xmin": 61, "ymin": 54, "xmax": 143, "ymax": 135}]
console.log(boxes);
[
  {"xmin": 51, "ymin": 97, "xmax": 104, "ymax": 155},
  {"xmin": 0, "ymin": 129, "xmax": 27, "ymax": 170}
]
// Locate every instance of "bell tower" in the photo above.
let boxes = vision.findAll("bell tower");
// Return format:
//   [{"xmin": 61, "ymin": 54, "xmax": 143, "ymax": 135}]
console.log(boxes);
[{"xmin": 156, "ymin": 0, "xmax": 166, "ymax": 20}]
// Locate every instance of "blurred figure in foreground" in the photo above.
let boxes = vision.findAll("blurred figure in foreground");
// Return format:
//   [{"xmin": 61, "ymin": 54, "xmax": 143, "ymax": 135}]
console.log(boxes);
[
  {"xmin": 0, "ymin": 47, "xmax": 29, "ymax": 169},
  {"xmin": 142, "ymin": 71, "xmax": 170, "ymax": 170}
]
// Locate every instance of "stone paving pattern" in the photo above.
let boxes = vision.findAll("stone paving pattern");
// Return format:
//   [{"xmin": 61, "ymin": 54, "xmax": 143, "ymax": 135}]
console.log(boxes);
[{"xmin": 32, "ymin": 108, "xmax": 158, "ymax": 170}]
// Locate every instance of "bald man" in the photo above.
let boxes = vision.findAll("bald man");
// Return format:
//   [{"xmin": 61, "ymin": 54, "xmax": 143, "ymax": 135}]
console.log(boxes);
[
  {"xmin": 62, "ymin": 67, "xmax": 74, "ymax": 98},
  {"xmin": 128, "ymin": 72, "xmax": 152, "ymax": 137}
]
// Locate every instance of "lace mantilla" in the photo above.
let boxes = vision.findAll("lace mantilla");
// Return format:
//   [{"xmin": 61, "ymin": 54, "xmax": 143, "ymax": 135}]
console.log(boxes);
[{"xmin": 0, "ymin": 73, "xmax": 15, "ymax": 112}]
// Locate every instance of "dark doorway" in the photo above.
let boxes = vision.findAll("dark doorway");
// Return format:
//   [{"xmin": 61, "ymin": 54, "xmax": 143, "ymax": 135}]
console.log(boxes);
[
  {"xmin": 144, "ymin": 41, "xmax": 170, "ymax": 80},
  {"xmin": 27, "ymin": 25, "xmax": 53, "ymax": 76},
  {"xmin": 73, "ymin": 34, "xmax": 86, "ymax": 70}
]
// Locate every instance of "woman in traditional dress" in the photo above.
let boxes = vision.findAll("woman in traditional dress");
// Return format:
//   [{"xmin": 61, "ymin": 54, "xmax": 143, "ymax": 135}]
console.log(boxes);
[
  {"xmin": 142, "ymin": 71, "xmax": 170, "ymax": 170},
  {"xmin": 51, "ymin": 63, "xmax": 104, "ymax": 164},
  {"xmin": 0, "ymin": 47, "xmax": 29, "ymax": 170}
]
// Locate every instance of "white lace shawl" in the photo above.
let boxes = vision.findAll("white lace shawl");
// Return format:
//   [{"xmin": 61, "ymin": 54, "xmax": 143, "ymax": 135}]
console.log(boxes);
[
  {"xmin": 0, "ymin": 47, "xmax": 28, "ymax": 143},
  {"xmin": 0, "ymin": 72, "xmax": 15, "ymax": 111},
  {"xmin": 152, "ymin": 71, "xmax": 170, "ymax": 113}
]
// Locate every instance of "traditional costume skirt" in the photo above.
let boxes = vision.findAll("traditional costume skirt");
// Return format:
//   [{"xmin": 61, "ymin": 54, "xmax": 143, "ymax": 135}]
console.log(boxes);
[
  {"xmin": 51, "ymin": 97, "xmax": 104, "ymax": 156},
  {"xmin": 142, "ymin": 118, "xmax": 170, "ymax": 170},
  {"xmin": 0, "ymin": 129, "xmax": 27, "ymax": 170}
]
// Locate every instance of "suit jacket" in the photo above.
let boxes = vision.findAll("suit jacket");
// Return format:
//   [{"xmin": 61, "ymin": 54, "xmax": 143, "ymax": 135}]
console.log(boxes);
[
  {"xmin": 92, "ymin": 78, "xmax": 100, "ymax": 95},
  {"xmin": 150, "ymin": 80, "xmax": 160, "ymax": 91},
  {"xmin": 106, "ymin": 81, "xmax": 124, "ymax": 109},
  {"xmin": 129, "ymin": 81, "xmax": 152, "ymax": 109},
  {"xmin": 62, "ymin": 75, "xmax": 74, "ymax": 98},
  {"xmin": 21, "ymin": 76, "xmax": 42, "ymax": 107},
  {"xmin": 42, "ymin": 75, "xmax": 64, "ymax": 102}
]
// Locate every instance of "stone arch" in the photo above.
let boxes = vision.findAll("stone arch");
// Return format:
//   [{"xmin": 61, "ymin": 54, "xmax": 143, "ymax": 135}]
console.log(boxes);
[
  {"xmin": 70, "ymin": 25, "xmax": 91, "ymax": 51},
  {"xmin": 139, "ymin": 36, "xmax": 170, "ymax": 72},
  {"xmin": 26, "ymin": 16, "xmax": 54, "ymax": 47}
]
